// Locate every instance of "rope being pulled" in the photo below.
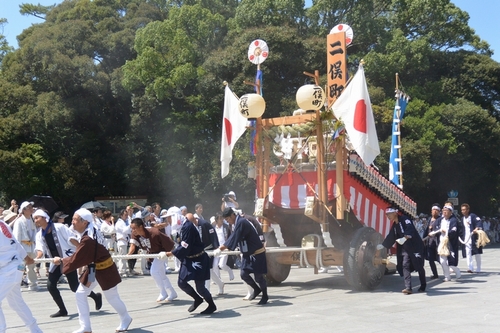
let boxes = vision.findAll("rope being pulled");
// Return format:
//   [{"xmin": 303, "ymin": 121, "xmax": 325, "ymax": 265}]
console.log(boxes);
[
  {"xmin": 459, "ymin": 229, "xmax": 491, "ymax": 248},
  {"xmin": 437, "ymin": 236, "xmax": 450, "ymax": 256},
  {"xmin": 33, "ymin": 247, "xmax": 321, "ymax": 263}
]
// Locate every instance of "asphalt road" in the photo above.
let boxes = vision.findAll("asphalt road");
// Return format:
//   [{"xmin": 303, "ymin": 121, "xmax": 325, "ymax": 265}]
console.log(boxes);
[{"xmin": 4, "ymin": 244, "xmax": 500, "ymax": 333}]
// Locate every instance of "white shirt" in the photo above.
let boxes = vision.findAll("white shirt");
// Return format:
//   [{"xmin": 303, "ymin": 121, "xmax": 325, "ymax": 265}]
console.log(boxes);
[
  {"xmin": 115, "ymin": 218, "xmax": 131, "ymax": 246},
  {"xmin": 463, "ymin": 216, "xmax": 472, "ymax": 246},
  {"xmin": 215, "ymin": 224, "xmax": 227, "ymax": 245},
  {"xmin": 12, "ymin": 214, "xmax": 36, "ymax": 253},
  {"xmin": 440, "ymin": 218, "xmax": 450, "ymax": 241},
  {"xmin": 100, "ymin": 221, "xmax": 116, "ymax": 236}
]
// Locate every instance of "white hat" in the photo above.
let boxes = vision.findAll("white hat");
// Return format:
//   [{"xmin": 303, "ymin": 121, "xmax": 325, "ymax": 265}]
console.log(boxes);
[
  {"xmin": 33, "ymin": 209, "xmax": 50, "ymax": 221},
  {"xmin": 1, "ymin": 210, "xmax": 17, "ymax": 222},
  {"xmin": 19, "ymin": 201, "xmax": 34, "ymax": 212},
  {"xmin": 75, "ymin": 208, "xmax": 93, "ymax": 223},
  {"xmin": 163, "ymin": 206, "xmax": 181, "ymax": 218}
]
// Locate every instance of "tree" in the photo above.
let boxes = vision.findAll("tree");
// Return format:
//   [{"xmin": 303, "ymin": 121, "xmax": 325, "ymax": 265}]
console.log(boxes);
[{"xmin": 0, "ymin": 19, "xmax": 14, "ymax": 66}]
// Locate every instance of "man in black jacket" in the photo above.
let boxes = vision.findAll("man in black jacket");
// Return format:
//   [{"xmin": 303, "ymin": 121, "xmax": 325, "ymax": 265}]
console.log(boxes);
[{"xmin": 378, "ymin": 207, "xmax": 426, "ymax": 294}]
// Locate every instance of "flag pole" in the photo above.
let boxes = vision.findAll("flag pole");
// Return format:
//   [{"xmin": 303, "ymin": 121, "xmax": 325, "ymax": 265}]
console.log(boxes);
[{"xmin": 395, "ymin": 73, "xmax": 403, "ymax": 189}]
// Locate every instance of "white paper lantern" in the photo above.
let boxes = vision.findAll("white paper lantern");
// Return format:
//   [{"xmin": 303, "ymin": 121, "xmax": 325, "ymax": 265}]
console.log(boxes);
[
  {"xmin": 296, "ymin": 84, "xmax": 325, "ymax": 111},
  {"xmin": 239, "ymin": 93, "xmax": 266, "ymax": 118}
]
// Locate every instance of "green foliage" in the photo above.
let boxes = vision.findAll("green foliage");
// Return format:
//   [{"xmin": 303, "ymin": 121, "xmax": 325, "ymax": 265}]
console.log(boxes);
[
  {"xmin": 0, "ymin": 0, "xmax": 499, "ymax": 215},
  {"xmin": 20, "ymin": 3, "xmax": 55, "ymax": 19}
]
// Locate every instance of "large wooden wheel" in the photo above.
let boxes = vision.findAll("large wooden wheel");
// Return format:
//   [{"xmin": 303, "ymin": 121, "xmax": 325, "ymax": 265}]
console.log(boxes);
[
  {"xmin": 264, "ymin": 230, "xmax": 291, "ymax": 285},
  {"xmin": 265, "ymin": 252, "xmax": 292, "ymax": 285},
  {"xmin": 343, "ymin": 227, "xmax": 386, "ymax": 290}
]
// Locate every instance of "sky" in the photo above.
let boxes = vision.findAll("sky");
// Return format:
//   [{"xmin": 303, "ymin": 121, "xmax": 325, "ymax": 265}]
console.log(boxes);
[{"xmin": 1, "ymin": 0, "xmax": 499, "ymax": 62}]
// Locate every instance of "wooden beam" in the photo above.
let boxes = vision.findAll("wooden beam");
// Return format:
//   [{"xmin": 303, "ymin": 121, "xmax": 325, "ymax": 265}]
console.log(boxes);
[{"xmin": 260, "ymin": 113, "xmax": 317, "ymax": 128}]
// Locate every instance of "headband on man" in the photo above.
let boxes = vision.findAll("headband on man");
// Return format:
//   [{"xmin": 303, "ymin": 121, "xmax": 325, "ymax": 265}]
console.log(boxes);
[{"xmin": 33, "ymin": 209, "xmax": 50, "ymax": 221}]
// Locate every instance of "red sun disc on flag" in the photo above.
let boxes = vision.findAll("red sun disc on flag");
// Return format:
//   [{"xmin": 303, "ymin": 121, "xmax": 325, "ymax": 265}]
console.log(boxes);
[
  {"xmin": 248, "ymin": 39, "xmax": 269, "ymax": 65},
  {"xmin": 330, "ymin": 24, "xmax": 354, "ymax": 46}
]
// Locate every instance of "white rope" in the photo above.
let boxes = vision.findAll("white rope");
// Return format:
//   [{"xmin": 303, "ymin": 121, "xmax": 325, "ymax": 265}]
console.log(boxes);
[{"xmin": 33, "ymin": 246, "xmax": 332, "ymax": 263}]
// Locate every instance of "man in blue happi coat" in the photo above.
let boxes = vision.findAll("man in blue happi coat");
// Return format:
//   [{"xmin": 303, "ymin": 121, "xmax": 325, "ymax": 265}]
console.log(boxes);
[
  {"xmin": 167, "ymin": 213, "xmax": 216, "ymax": 314},
  {"xmin": 214, "ymin": 208, "xmax": 268, "ymax": 305},
  {"xmin": 378, "ymin": 207, "xmax": 426, "ymax": 294}
]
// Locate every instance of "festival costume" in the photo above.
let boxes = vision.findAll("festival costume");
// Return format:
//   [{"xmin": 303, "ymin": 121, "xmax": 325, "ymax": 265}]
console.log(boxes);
[
  {"xmin": 213, "ymin": 223, "xmax": 234, "ymax": 283},
  {"xmin": 12, "ymin": 215, "xmax": 38, "ymax": 289},
  {"xmin": 130, "ymin": 227, "xmax": 177, "ymax": 301},
  {"xmin": 35, "ymin": 219, "xmax": 101, "ymax": 317},
  {"xmin": 114, "ymin": 218, "xmax": 131, "ymax": 275},
  {"xmin": 0, "ymin": 221, "xmax": 42, "ymax": 333},
  {"xmin": 436, "ymin": 215, "xmax": 461, "ymax": 280},
  {"xmin": 382, "ymin": 215, "xmax": 426, "ymax": 292},
  {"xmin": 461, "ymin": 213, "xmax": 483, "ymax": 273},
  {"xmin": 171, "ymin": 219, "xmax": 216, "ymax": 314},
  {"xmin": 61, "ymin": 225, "xmax": 131, "ymax": 333},
  {"xmin": 197, "ymin": 218, "xmax": 224, "ymax": 294},
  {"xmin": 224, "ymin": 215, "xmax": 268, "ymax": 303},
  {"xmin": 423, "ymin": 217, "xmax": 441, "ymax": 278}
]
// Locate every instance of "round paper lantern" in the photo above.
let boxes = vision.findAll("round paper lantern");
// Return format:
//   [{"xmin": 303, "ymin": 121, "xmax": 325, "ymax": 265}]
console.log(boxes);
[
  {"xmin": 239, "ymin": 93, "xmax": 266, "ymax": 118},
  {"xmin": 296, "ymin": 84, "xmax": 325, "ymax": 111}
]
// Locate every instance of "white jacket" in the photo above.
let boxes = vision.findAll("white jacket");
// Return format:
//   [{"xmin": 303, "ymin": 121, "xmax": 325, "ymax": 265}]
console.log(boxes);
[
  {"xmin": 0, "ymin": 221, "xmax": 27, "ymax": 272},
  {"xmin": 12, "ymin": 215, "xmax": 37, "ymax": 253},
  {"xmin": 35, "ymin": 223, "xmax": 78, "ymax": 273},
  {"xmin": 114, "ymin": 218, "xmax": 131, "ymax": 246}
]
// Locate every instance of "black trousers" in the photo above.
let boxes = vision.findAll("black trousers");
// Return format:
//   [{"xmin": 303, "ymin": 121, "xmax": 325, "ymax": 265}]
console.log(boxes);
[
  {"xmin": 240, "ymin": 269, "xmax": 267, "ymax": 292},
  {"xmin": 178, "ymin": 277, "xmax": 211, "ymax": 301},
  {"xmin": 402, "ymin": 249, "xmax": 426, "ymax": 290},
  {"xmin": 47, "ymin": 265, "xmax": 98, "ymax": 312},
  {"xmin": 47, "ymin": 266, "xmax": 79, "ymax": 312},
  {"xmin": 427, "ymin": 244, "xmax": 439, "ymax": 277}
]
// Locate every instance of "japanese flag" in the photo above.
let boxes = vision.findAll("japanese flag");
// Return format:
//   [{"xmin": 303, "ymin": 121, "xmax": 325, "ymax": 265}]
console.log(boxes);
[
  {"xmin": 331, "ymin": 64, "xmax": 380, "ymax": 166},
  {"xmin": 221, "ymin": 85, "xmax": 247, "ymax": 178}
]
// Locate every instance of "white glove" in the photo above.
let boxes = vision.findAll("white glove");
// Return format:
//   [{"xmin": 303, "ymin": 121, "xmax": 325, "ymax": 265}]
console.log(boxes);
[
  {"xmin": 158, "ymin": 251, "xmax": 167, "ymax": 260},
  {"xmin": 376, "ymin": 244, "xmax": 385, "ymax": 251},
  {"xmin": 396, "ymin": 237, "xmax": 407, "ymax": 245},
  {"xmin": 213, "ymin": 248, "xmax": 222, "ymax": 257}
]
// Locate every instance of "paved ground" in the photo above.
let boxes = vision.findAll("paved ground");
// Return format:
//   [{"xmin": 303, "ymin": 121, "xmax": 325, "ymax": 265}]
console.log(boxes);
[{"xmin": 4, "ymin": 244, "xmax": 500, "ymax": 333}]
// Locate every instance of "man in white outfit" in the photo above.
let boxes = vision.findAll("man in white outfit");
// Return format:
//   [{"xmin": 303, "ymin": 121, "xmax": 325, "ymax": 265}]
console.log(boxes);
[
  {"xmin": 437, "ymin": 204, "xmax": 462, "ymax": 281},
  {"xmin": 460, "ymin": 203, "xmax": 483, "ymax": 273},
  {"xmin": 0, "ymin": 219, "xmax": 43, "ymax": 333},
  {"xmin": 167, "ymin": 207, "xmax": 183, "ymax": 272},
  {"xmin": 114, "ymin": 209, "xmax": 131, "ymax": 277},
  {"xmin": 12, "ymin": 201, "xmax": 38, "ymax": 291},
  {"xmin": 213, "ymin": 213, "xmax": 234, "ymax": 284}
]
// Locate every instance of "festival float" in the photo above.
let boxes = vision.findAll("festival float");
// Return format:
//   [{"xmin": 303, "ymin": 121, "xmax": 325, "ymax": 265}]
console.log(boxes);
[{"xmin": 222, "ymin": 26, "xmax": 416, "ymax": 290}]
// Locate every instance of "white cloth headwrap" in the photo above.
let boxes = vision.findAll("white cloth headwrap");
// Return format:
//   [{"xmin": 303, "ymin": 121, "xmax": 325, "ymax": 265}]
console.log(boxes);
[
  {"xmin": 33, "ymin": 209, "xmax": 50, "ymax": 221},
  {"xmin": 74, "ymin": 208, "xmax": 104, "ymax": 244}
]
